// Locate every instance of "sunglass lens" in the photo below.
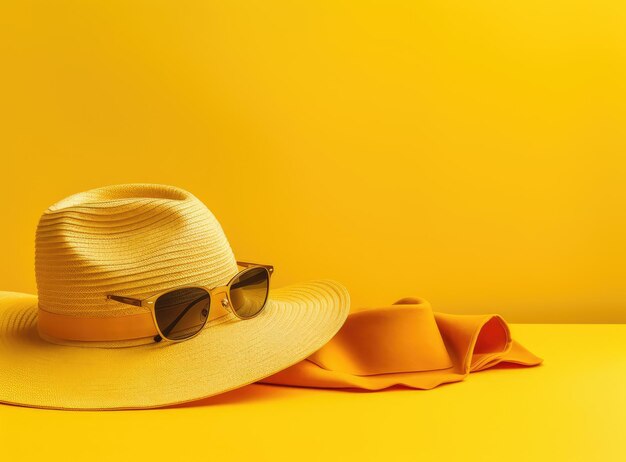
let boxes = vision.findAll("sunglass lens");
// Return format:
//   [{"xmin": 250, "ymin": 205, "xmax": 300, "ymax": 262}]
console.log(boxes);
[
  {"xmin": 229, "ymin": 267, "xmax": 270, "ymax": 318},
  {"xmin": 154, "ymin": 288, "xmax": 210, "ymax": 340}
]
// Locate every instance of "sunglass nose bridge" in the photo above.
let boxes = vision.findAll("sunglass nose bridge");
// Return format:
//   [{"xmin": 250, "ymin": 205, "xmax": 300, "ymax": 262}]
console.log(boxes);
[{"xmin": 208, "ymin": 286, "xmax": 232, "ymax": 319}]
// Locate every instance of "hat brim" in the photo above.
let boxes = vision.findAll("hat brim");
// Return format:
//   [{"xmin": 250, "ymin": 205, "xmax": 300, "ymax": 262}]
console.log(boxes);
[{"xmin": 0, "ymin": 280, "xmax": 349, "ymax": 410}]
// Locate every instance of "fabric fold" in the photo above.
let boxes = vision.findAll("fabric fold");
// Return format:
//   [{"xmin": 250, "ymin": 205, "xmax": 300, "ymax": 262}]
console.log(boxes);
[{"xmin": 262, "ymin": 297, "xmax": 542, "ymax": 390}]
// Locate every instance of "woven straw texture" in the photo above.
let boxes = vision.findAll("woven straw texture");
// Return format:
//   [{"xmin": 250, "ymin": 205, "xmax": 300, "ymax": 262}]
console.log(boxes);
[
  {"xmin": 0, "ymin": 184, "xmax": 350, "ymax": 409},
  {"xmin": 36, "ymin": 183, "xmax": 238, "ymax": 317}
]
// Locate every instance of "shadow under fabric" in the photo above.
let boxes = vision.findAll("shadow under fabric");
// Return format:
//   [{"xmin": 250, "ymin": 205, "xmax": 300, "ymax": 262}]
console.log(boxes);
[{"xmin": 262, "ymin": 297, "xmax": 542, "ymax": 390}]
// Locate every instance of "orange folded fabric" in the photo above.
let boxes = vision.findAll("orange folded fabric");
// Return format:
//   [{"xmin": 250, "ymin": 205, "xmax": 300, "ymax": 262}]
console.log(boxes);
[{"xmin": 262, "ymin": 297, "xmax": 542, "ymax": 389}]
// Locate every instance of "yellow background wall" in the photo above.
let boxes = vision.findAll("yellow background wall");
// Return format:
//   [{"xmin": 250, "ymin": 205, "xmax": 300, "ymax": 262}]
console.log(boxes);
[{"xmin": 1, "ymin": 1, "xmax": 624, "ymax": 322}]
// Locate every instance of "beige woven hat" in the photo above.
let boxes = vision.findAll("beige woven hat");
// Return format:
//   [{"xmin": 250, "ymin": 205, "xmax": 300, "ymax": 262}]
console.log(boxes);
[{"xmin": 0, "ymin": 184, "xmax": 349, "ymax": 410}]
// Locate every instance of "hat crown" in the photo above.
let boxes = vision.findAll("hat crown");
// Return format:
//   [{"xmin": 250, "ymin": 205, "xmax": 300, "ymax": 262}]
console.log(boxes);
[{"xmin": 35, "ymin": 184, "xmax": 238, "ymax": 317}]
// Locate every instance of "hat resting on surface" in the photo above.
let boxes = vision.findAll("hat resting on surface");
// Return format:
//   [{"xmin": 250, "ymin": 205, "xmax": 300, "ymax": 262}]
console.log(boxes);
[{"xmin": 0, "ymin": 183, "xmax": 350, "ymax": 410}]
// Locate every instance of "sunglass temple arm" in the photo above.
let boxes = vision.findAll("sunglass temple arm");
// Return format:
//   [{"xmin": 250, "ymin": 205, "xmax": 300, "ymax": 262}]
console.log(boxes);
[{"xmin": 106, "ymin": 295, "xmax": 142, "ymax": 307}]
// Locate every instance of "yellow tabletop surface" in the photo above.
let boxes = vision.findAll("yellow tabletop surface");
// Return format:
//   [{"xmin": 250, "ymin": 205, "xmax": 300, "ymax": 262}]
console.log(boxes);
[{"xmin": 0, "ymin": 324, "xmax": 624, "ymax": 462}]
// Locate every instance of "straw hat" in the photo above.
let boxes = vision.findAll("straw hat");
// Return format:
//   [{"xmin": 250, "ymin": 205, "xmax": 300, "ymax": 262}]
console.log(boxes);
[{"xmin": 0, "ymin": 184, "xmax": 349, "ymax": 410}]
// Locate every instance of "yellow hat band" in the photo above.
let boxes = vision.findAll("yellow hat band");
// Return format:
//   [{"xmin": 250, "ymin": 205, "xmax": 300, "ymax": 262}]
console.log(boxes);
[{"xmin": 37, "ymin": 308, "xmax": 157, "ymax": 342}]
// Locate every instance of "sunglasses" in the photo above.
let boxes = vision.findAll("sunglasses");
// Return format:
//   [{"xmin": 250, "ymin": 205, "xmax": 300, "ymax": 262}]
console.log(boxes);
[{"xmin": 107, "ymin": 261, "xmax": 274, "ymax": 343}]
